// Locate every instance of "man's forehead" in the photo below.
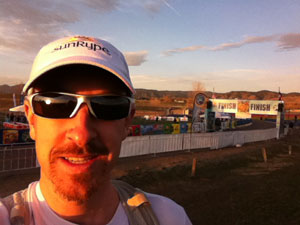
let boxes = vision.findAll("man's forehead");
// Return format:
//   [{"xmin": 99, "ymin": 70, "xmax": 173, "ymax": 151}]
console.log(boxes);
[{"xmin": 30, "ymin": 65, "xmax": 130, "ymax": 95}]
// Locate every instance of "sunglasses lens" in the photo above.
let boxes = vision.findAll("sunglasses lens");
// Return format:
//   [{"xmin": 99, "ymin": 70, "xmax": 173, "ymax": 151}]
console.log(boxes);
[
  {"xmin": 32, "ymin": 93, "xmax": 77, "ymax": 118},
  {"xmin": 90, "ymin": 96, "xmax": 131, "ymax": 120}
]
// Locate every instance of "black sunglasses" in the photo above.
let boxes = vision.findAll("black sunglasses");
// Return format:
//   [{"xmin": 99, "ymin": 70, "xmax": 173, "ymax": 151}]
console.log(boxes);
[{"xmin": 26, "ymin": 92, "xmax": 134, "ymax": 120}]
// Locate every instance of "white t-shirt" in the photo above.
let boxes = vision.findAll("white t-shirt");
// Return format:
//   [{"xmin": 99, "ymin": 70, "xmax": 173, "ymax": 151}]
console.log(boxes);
[{"xmin": 0, "ymin": 181, "xmax": 192, "ymax": 225}]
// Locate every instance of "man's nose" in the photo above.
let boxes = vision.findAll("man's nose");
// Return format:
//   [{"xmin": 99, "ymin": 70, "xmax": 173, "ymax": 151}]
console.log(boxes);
[{"xmin": 65, "ymin": 104, "xmax": 97, "ymax": 147}]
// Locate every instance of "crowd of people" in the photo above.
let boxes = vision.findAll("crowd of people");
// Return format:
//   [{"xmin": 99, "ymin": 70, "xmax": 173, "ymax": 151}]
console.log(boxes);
[{"xmin": 4, "ymin": 113, "xmax": 27, "ymax": 123}]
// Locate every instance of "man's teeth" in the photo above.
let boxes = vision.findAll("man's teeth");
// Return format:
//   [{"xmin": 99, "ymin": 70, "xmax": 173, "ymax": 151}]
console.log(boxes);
[{"xmin": 64, "ymin": 156, "xmax": 94, "ymax": 164}]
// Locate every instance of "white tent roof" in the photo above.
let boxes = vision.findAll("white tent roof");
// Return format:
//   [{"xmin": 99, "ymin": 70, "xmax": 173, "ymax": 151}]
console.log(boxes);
[{"xmin": 9, "ymin": 105, "xmax": 25, "ymax": 112}]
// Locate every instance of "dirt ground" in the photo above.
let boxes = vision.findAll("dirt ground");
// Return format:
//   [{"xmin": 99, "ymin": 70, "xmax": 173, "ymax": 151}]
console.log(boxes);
[{"xmin": 1, "ymin": 127, "xmax": 300, "ymax": 225}]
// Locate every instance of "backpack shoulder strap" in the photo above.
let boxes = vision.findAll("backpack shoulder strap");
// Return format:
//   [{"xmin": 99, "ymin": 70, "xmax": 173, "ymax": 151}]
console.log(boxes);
[
  {"xmin": 112, "ymin": 180, "xmax": 160, "ymax": 225},
  {"xmin": 1, "ymin": 189, "xmax": 31, "ymax": 225}
]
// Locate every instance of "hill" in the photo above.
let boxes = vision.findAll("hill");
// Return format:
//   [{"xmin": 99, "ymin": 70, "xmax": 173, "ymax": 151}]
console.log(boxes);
[
  {"xmin": 0, "ymin": 84, "xmax": 299, "ymax": 114},
  {"xmin": 135, "ymin": 89, "xmax": 300, "ymax": 100},
  {"xmin": 0, "ymin": 84, "xmax": 23, "ymax": 94},
  {"xmin": 0, "ymin": 84, "xmax": 299, "ymax": 99}
]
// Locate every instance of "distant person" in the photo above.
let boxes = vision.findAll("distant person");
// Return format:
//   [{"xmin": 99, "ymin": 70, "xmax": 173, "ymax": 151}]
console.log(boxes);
[
  {"xmin": 0, "ymin": 36, "xmax": 192, "ymax": 225},
  {"xmin": 215, "ymin": 118, "xmax": 221, "ymax": 131},
  {"xmin": 288, "ymin": 121, "xmax": 294, "ymax": 135},
  {"xmin": 9, "ymin": 113, "xmax": 14, "ymax": 123},
  {"xmin": 5, "ymin": 114, "xmax": 9, "ymax": 122}
]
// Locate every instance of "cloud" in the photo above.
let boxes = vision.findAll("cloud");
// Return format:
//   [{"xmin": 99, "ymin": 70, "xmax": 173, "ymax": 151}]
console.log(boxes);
[
  {"xmin": 143, "ymin": 1, "xmax": 164, "ymax": 13},
  {"xmin": 131, "ymin": 73, "xmax": 216, "ymax": 91},
  {"xmin": 0, "ymin": 76, "xmax": 26, "ymax": 85},
  {"xmin": 0, "ymin": 0, "xmax": 79, "ymax": 54},
  {"xmin": 130, "ymin": 68, "xmax": 300, "ymax": 92},
  {"xmin": 131, "ymin": 74, "xmax": 195, "ymax": 90},
  {"xmin": 0, "ymin": 0, "xmax": 177, "ymax": 56},
  {"xmin": 79, "ymin": 0, "xmax": 120, "ymax": 12},
  {"xmin": 160, "ymin": 0, "xmax": 180, "ymax": 16},
  {"xmin": 127, "ymin": 0, "xmax": 178, "ymax": 15},
  {"xmin": 277, "ymin": 33, "xmax": 300, "ymax": 50},
  {"xmin": 79, "ymin": 0, "xmax": 179, "ymax": 15},
  {"xmin": 124, "ymin": 51, "xmax": 148, "ymax": 66},
  {"xmin": 209, "ymin": 35, "xmax": 276, "ymax": 51},
  {"xmin": 210, "ymin": 42, "xmax": 243, "ymax": 51},
  {"xmin": 162, "ymin": 45, "xmax": 205, "ymax": 56},
  {"xmin": 162, "ymin": 35, "xmax": 277, "ymax": 56},
  {"xmin": 224, "ymin": 69, "xmax": 270, "ymax": 75}
]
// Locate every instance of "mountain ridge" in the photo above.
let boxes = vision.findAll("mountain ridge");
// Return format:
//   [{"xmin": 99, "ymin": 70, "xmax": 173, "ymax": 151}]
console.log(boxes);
[
  {"xmin": 0, "ymin": 84, "xmax": 299, "ymax": 99},
  {"xmin": 1, "ymin": 84, "xmax": 299, "ymax": 113}
]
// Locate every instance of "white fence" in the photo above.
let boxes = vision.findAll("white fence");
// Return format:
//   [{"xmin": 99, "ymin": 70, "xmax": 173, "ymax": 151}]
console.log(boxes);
[
  {"xmin": 0, "ymin": 145, "xmax": 36, "ymax": 173},
  {"xmin": 120, "ymin": 128, "xmax": 278, "ymax": 157},
  {"xmin": 0, "ymin": 128, "xmax": 278, "ymax": 173}
]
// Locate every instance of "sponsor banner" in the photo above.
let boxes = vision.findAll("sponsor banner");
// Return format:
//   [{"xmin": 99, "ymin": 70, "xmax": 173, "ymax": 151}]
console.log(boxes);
[
  {"xmin": 3, "ymin": 122, "xmax": 29, "ymax": 129},
  {"xmin": 187, "ymin": 123, "xmax": 192, "ymax": 133},
  {"xmin": 192, "ymin": 122, "xmax": 201, "ymax": 133},
  {"xmin": 153, "ymin": 124, "xmax": 164, "ymax": 135},
  {"xmin": 211, "ymin": 99, "xmax": 282, "ymax": 116},
  {"xmin": 141, "ymin": 125, "xmax": 154, "ymax": 135},
  {"xmin": 238, "ymin": 100, "xmax": 250, "ymax": 113},
  {"xmin": 231, "ymin": 120, "xmax": 237, "ymax": 129},
  {"xmin": 128, "ymin": 125, "xmax": 141, "ymax": 136},
  {"xmin": 19, "ymin": 129, "xmax": 33, "ymax": 142},
  {"xmin": 172, "ymin": 124, "xmax": 180, "ymax": 134},
  {"xmin": 211, "ymin": 99, "xmax": 237, "ymax": 113},
  {"xmin": 192, "ymin": 93, "xmax": 206, "ymax": 123},
  {"xmin": 180, "ymin": 123, "xmax": 189, "ymax": 133},
  {"xmin": 276, "ymin": 103, "xmax": 285, "ymax": 139},
  {"xmin": 249, "ymin": 100, "xmax": 280, "ymax": 115},
  {"xmin": 163, "ymin": 123, "xmax": 173, "ymax": 134},
  {"xmin": 3, "ymin": 130, "xmax": 18, "ymax": 144},
  {"xmin": 235, "ymin": 112, "xmax": 251, "ymax": 119},
  {"xmin": 205, "ymin": 110, "xmax": 215, "ymax": 132},
  {"xmin": 0, "ymin": 129, "xmax": 34, "ymax": 145}
]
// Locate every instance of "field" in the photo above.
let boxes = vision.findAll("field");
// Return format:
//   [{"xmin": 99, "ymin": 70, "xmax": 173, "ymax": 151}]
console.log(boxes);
[{"xmin": 1, "ymin": 128, "xmax": 300, "ymax": 224}]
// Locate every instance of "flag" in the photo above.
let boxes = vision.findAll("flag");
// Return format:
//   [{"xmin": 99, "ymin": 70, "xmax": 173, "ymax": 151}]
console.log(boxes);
[{"xmin": 278, "ymin": 91, "xmax": 282, "ymax": 101}]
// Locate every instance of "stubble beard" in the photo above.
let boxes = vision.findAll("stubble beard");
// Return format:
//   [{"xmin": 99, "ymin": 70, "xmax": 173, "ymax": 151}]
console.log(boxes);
[
  {"xmin": 48, "ymin": 143, "xmax": 112, "ymax": 204},
  {"xmin": 49, "ymin": 165, "xmax": 103, "ymax": 204}
]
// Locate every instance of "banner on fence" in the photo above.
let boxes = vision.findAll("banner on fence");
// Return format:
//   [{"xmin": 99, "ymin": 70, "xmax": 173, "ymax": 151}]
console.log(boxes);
[
  {"xmin": 141, "ymin": 125, "xmax": 154, "ymax": 135},
  {"xmin": 172, "ymin": 124, "xmax": 180, "ymax": 134},
  {"xmin": 0, "ymin": 129, "xmax": 34, "ymax": 145},
  {"xmin": 3, "ymin": 130, "xmax": 18, "ymax": 144},
  {"xmin": 180, "ymin": 123, "xmax": 188, "ymax": 133},
  {"xmin": 127, "ymin": 122, "xmax": 191, "ymax": 137},
  {"xmin": 19, "ymin": 129, "xmax": 32, "ymax": 142},
  {"xmin": 153, "ymin": 124, "xmax": 164, "ymax": 135},
  {"xmin": 128, "ymin": 125, "xmax": 141, "ymax": 136},
  {"xmin": 163, "ymin": 123, "xmax": 173, "ymax": 134}
]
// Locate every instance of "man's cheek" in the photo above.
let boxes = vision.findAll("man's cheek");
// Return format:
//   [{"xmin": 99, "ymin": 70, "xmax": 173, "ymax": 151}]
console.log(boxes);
[{"xmin": 29, "ymin": 127, "xmax": 36, "ymax": 140}]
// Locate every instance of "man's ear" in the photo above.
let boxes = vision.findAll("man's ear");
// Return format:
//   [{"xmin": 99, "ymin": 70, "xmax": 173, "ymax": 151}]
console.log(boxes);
[
  {"xmin": 122, "ymin": 103, "xmax": 136, "ymax": 140},
  {"xmin": 24, "ymin": 99, "xmax": 36, "ymax": 140}
]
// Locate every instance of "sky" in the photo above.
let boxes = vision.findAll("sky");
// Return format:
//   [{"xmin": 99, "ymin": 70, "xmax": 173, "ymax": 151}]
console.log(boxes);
[{"xmin": 1, "ymin": 0, "xmax": 300, "ymax": 93}]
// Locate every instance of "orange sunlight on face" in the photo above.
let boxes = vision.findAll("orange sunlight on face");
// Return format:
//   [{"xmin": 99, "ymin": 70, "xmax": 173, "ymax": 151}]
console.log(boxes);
[{"xmin": 25, "ymin": 69, "xmax": 133, "ymax": 203}]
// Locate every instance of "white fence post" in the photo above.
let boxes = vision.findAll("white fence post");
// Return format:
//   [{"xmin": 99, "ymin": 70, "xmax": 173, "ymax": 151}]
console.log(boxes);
[{"xmin": 1, "ymin": 128, "xmax": 278, "ymax": 173}]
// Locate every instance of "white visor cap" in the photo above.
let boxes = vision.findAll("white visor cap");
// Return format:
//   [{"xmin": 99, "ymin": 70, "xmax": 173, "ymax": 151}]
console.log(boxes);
[{"xmin": 23, "ymin": 36, "xmax": 135, "ymax": 94}]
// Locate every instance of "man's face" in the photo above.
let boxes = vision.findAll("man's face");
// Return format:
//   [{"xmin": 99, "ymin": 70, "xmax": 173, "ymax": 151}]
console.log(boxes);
[{"xmin": 24, "ymin": 70, "xmax": 134, "ymax": 203}]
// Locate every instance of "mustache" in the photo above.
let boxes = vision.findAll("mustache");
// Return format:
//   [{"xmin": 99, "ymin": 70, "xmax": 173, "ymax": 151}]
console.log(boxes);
[{"xmin": 51, "ymin": 141, "xmax": 109, "ymax": 158}]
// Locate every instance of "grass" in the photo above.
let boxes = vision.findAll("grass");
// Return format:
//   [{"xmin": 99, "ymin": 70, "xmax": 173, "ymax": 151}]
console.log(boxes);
[
  {"xmin": 119, "ymin": 133, "xmax": 300, "ymax": 225},
  {"xmin": 1, "ymin": 124, "xmax": 300, "ymax": 224}
]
